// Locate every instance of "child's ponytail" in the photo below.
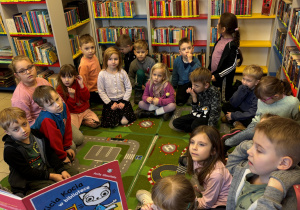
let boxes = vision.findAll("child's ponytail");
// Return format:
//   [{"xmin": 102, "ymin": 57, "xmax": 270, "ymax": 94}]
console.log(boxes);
[
  {"xmin": 255, "ymin": 76, "xmax": 292, "ymax": 99},
  {"xmin": 233, "ymin": 29, "xmax": 243, "ymax": 67}
]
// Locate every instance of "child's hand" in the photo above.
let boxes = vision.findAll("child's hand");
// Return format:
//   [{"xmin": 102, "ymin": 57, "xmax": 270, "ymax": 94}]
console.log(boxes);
[
  {"xmin": 187, "ymin": 52, "xmax": 193, "ymax": 63},
  {"xmin": 152, "ymin": 98, "xmax": 159, "ymax": 106},
  {"xmin": 186, "ymin": 87, "xmax": 197, "ymax": 97},
  {"xmin": 118, "ymin": 102, "xmax": 125, "ymax": 109},
  {"xmin": 66, "ymin": 149, "xmax": 75, "ymax": 161},
  {"xmin": 61, "ymin": 171, "xmax": 71, "ymax": 179},
  {"xmin": 111, "ymin": 102, "xmax": 118, "ymax": 110},
  {"xmin": 63, "ymin": 156, "xmax": 71, "ymax": 163},
  {"xmin": 142, "ymin": 85, "xmax": 146, "ymax": 90},
  {"xmin": 49, "ymin": 173, "xmax": 63, "ymax": 182},
  {"xmin": 141, "ymin": 203, "xmax": 157, "ymax": 210},
  {"xmin": 76, "ymin": 75, "xmax": 84, "ymax": 88},
  {"xmin": 212, "ymin": 75, "xmax": 216, "ymax": 82},
  {"xmin": 67, "ymin": 87, "xmax": 75, "ymax": 98},
  {"xmin": 147, "ymin": 97, "xmax": 153, "ymax": 104},
  {"xmin": 226, "ymin": 112, "xmax": 232, "ymax": 121}
]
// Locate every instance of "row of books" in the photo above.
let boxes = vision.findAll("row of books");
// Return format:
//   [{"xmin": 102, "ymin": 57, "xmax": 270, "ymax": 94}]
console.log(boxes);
[
  {"xmin": 66, "ymin": 0, "xmax": 89, "ymax": 21},
  {"xmin": 93, "ymin": 1, "xmax": 136, "ymax": 18},
  {"xmin": 211, "ymin": 0, "xmax": 252, "ymax": 16},
  {"xmin": 149, "ymin": 0, "xmax": 200, "ymax": 17},
  {"xmin": 151, "ymin": 51, "xmax": 205, "ymax": 70},
  {"xmin": 290, "ymin": 7, "xmax": 300, "ymax": 43},
  {"xmin": 0, "ymin": 15, "xmax": 6, "ymax": 33},
  {"xmin": 210, "ymin": 27, "xmax": 221, "ymax": 44},
  {"xmin": 151, "ymin": 26, "xmax": 194, "ymax": 44},
  {"xmin": 12, "ymin": 37, "xmax": 58, "ymax": 65},
  {"xmin": 37, "ymin": 67, "xmax": 54, "ymax": 80},
  {"xmin": 96, "ymin": 26, "xmax": 146, "ymax": 43},
  {"xmin": 0, "ymin": 46, "xmax": 13, "ymax": 63},
  {"xmin": 261, "ymin": 0, "xmax": 277, "ymax": 16},
  {"xmin": 277, "ymin": 0, "xmax": 292, "ymax": 27},
  {"xmin": 283, "ymin": 46, "xmax": 300, "ymax": 89},
  {"xmin": 69, "ymin": 34, "xmax": 80, "ymax": 56},
  {"xmin": 5, "ymin": 9, "xmax": 51, "ymax": 34},
  {"xmin": 275, "ymin": 28, "xmax": 287, "ymax": 55},
  {"xmin": 0, "ymin": 0, "xmax": 43, "ymax": 2},
  {"xmin": 64, "ymin": 8, "xmax": 80, "ymax": 28}
]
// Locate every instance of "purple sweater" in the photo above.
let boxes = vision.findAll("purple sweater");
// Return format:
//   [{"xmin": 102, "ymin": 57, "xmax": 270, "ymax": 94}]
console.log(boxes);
[{"xmin": 142, "ymin": 81, "xmax": 175, "ymax": 106}]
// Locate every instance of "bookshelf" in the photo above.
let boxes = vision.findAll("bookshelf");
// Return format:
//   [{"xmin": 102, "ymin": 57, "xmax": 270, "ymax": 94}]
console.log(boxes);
[
  {"xmin": 90, "ymin": 0, "xmax": 148, "ymax": 63},
  {"xmin": 0, "ymin": 0, "xmax": 94, "ymax": 72},
  {"xmin": 209, "ymin": 0, "xmax": 276, "ymax": 75},
  {"xmin": 268, "ymin": 0, "xmax": 300, "ymax": 97}
]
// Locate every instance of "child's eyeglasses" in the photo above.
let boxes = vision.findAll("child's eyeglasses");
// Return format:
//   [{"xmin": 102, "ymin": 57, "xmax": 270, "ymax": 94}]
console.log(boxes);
[
  {"xmin": 261, "ymin": 95, "xmax": 274, "ymax": 102},
  {"xmin": 16, "ymin": 65, "xmax": 35, "ymax": 75}
]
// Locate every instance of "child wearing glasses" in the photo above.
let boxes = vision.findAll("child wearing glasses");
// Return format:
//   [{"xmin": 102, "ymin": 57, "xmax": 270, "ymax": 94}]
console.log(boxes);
[
  {"xmin": 223, "ymin": 76, "xmax": 299, "ymax": 149},
  {"xmin": 10, "ymin": 55, "xmax": 52, "ymax": 126},
  {"xmin": 10, "ymin": 55, "xmax": 84, "ymax": 147}
]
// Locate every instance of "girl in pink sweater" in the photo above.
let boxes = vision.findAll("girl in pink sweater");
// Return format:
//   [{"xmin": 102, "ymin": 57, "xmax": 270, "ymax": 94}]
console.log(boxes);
[
  {"xmin": 187, "ymin": 125, "xmax": 232, "ymax": 209},
  {"xmin": 136, "ymin": 63, "xmax": 176, "ymax": 121},
  {"xmin": 10, "ymin": 55, "xmax": 52, "ymax": 126}
]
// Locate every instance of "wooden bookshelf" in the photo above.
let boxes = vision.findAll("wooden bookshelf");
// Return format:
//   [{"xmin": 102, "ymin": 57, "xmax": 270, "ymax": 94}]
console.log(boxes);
[
  {"xmin": 95, "ymin": 15, "xmax": 147, "ymax": 20},
  {"xmin": 72, "ymin": 51, "xmax": 82, "ymax": 60},
  {"xmin": 152, "ymin": 40, "xmax": 206, "ymax": 47},
  {"xmin": 150, "ymin": 14, "xmax": 208, "ymax": 20},
  {"xmin": 10, "ymin": 33, "xmax": 53, "ymax": 37},
  {"xmin": 211, "ymin": 13, "xmax": 276, "ymax": 19},
  {"xmin": 1, "ymin": 1, "xmax": 46, "ymax": 5},
  {"xmin": 210, "ymin": 40, "xmax": 272, "ymax": 48},
  {"xmin": 35, "ymin": 61, "xmax": 60, "ymax": 67},
  {"xmin": 67, "ymin": 19, "xmax": 90, "ymax": 32},
  {"xmin": 236, "ymin": 65, "xmax": 268, "ymax": 74}
]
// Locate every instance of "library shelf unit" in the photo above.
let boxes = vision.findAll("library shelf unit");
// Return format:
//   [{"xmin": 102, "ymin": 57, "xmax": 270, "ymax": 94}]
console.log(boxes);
[
  {"xmin": 0, "ymin": 0, "xmax": 94, "ymax": 72},
  {"xmin": 91, "ymin": 0, "xmax": 148, "ymax": 62},
  {"xmin": 209, "ymin": 0, "xmax": 275, "ymax": 75}
]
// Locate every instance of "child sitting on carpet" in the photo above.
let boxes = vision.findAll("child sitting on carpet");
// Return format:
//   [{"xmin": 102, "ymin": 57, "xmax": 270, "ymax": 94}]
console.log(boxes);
[
  {"xmin": 56, "ymin": 64, "xmax": 100, "ymax": 129},
  {"xmin": 0, "ymin": 107, "xmax": 78, "ymax": 197},
  {"xmin": 97, "ymin": 47, "xmax": 136, "ymax": 128},
  {"xmin": 223, "ymin": 76, "xmax": 300, "ymax": 148},
  {"xmin": 135, "ymin": 63, "xmax": 176, "ymax": 121},
  {"xmin": 226, "ymin": 116, "xmax": 300, "ymax": 209},
  {"xmin": 187, "ymin": 125, "xmax": 232, "ymax": 209},
  {"xmin": 172, "ymin": 67, "xmax": 221, "ymax": 132},
  {"xmin": 136, "ymin": 175, "xmax": 197, "ymax": 210},
  {"xmin": 32, "ymin": 86, "xmax": 76, "ymax": 163}
]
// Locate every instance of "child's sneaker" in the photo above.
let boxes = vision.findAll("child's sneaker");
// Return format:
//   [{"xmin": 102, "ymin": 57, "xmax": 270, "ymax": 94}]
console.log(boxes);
[
  {"xmin": 162, "ymin": 111, "xmax": 174, "ymax": 121},
  {"xmin": 136, "ymin": 190, "xmax": 153, "ymax": 205}
]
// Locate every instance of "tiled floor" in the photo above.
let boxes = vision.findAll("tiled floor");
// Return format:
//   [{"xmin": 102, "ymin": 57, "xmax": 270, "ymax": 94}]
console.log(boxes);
[{"xmin": 0, "ymin": 91, "xmax": 13, "ymax": 181}]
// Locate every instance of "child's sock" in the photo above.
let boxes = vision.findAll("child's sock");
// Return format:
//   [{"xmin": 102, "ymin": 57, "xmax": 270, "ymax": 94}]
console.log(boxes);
[
  {"xmin": 149, "ymin": 104, "xmax": 159, "ymax": 111},
  {"xmin": 121, "ymin": 116, "xmax": 129, "ymax": 125},
  {"xmin": 155, "ymin": 107, "xmax": 165, "ymax": 115}
]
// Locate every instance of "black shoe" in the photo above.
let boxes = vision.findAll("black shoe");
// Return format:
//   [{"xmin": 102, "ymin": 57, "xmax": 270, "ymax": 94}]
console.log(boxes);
[
  {"xmin": 178, "ymin": 155, "xmax": 188, "ymax": 167},
  {"xmin": 177, "ymin": 102, "xmax": 184, "ymax": 106},
  {"xmin": 134, "ymin": 89, "xmax": 143, "ymax": 104},
  {"xmin": 139, "ymin": 110, "xmax": 155, "ymax": 118},
  {"xmin": 134, "ymin": 107, "xmax": 143, "ymax": 119},
  {"xmin": 163, "ymin": 111, "xmax": 174, "ymax": 121}
]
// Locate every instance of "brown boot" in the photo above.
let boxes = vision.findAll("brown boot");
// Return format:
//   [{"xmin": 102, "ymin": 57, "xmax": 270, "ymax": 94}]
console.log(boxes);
[
  {"xmin": 230, "ymin": 121, "xmax": 246, "ymax": 133},
  {"xmin": 221, "ymin": 116, "xmax": 229, "ymax": 123}
]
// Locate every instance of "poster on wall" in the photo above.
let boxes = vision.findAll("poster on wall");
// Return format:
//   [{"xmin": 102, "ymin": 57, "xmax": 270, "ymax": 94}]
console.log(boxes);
[{"xmin": 0, "ymin": 160, "xmax": 127, "ymax": 210}]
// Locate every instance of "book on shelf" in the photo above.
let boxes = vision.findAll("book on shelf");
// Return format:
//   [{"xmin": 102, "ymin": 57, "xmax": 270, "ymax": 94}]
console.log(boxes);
[
  {"xmin": 211, "ymin": 0, "xmax": 252, "ymax": 16},
  {"xmin": 275, "ymin": 28, "xmax": 287, "ymax": 55},
  {"xmin": 283, "ymin": 46, "xmax": 300, "ymax": 89},
  {"xmin": 66, "ymin": 1, "xmax": 89, "ymax": 21},
  {"xmin": 210, "ymin": 26, "xmax": 221, "ymax": 44},
  {"xmin": 0, "ymin": 14, "xmax": 6, "ymax": 33},
  {"xmin": 93, "ymin": 1, "xmax": 136, "ymax": 18},
  {"xmin": 0, "ymin": 68, "xmax": 15, "ymax": 88},
  {"xmin": 290, "ymin": 8, "xmax": 300, "ymax": 44},
  {"xmin": 277, "ymin": 0, "xmax": 292, "ymax": 27},
  {"xmin": 151, "ymin": 51, "xmax": 205, "ymax": 70},
  {"xmin": 64, "ymin": 7, "xmax": 80, "ymax": 28},
  {"xmin": 149, "ymin": 0, "xmax": 200, "ymax": 17},
  {"xmin": 0, "ymin": 161, "xmax": 127, "ymax": 210},
  {"xmin": 48, "ymin": 73, "xmax": 58, "ymax": 89},
  {"xmin": 36, "ymin": 66, "xmax": 54, "ymax": 80},
  {"xmin": 152, "ymin": 26, "xmax": 194, "ymax": 44},
  {"xmin": 97, "ymin": 26, "xmax": 146, "ymax": 43},
  {"xmin": 69, "ymin": 34, "xmax": 80, "ymax": 56},
  {"xmin": 6, "ymin": 9, "xmax": 51, "ymax": 34},
  {"xmin": 0, "ymin": 46, "xmax": 13, "ymax": 57},
  {"xmin": 261, "ymin": 0, "xmax": 277, "ymax": 16}
]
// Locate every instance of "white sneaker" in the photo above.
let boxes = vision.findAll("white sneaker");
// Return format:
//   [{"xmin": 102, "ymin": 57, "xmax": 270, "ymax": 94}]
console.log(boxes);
[{"xmin": 136, "ymin": 190, "xmax": 153, "ymax": 205}]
